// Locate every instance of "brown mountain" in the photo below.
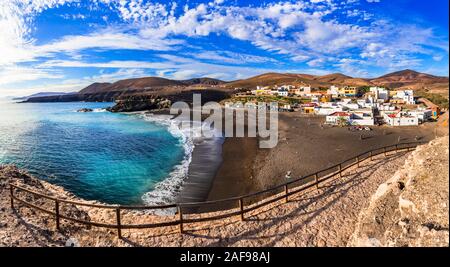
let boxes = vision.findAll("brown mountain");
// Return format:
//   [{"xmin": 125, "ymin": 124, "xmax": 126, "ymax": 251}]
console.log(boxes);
[
  {"xmin": 225, "ymin": 69, "xmax": 448, "ymax": 95},
  {"xmin": 226, "ymin": 72, "xmax": 373, "ymax": 89},
  {"xmin": 77, "ymin": 69, "xmax": 448, "ymax": 96},
  {"xmin": 313, "ymin": 73, "xmax": 372, "ymax": 87},
  {"xmin": 26, "ymin": 69, "xmax": 448, "ymax": 104},
  {"xmin": 78, "ymin": 82, "xmax": 112, "ymax": 94},
  {"xmin": 79, "ymin": 77, "xmax": 225, "ymax": 94},
  {"xmin": 226, "ymin": 73, "xmax": 322, "ymax": 89},
  {"xmin": 370, "ymin": 69, "xmax": 447, "ymax": 84},
  {"xmin": 369, "ymin": 69, "xmax": 449, "ymax": 96}
]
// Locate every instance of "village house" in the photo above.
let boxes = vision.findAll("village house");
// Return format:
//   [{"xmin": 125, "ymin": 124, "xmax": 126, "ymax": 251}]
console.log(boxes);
[
  {"xmin": 326, "ymin": 110, "xmax": 375, "ymax": 126},
  {"xmin": 339, "ymin": 86, "xmax": 359, "ymax": 97},
  {"xmin": 337, "ymin": 99, "xmax": 360, "ymax": 110},
  {"xmin": 301, "ymin": 103, "xmax": 318, "ymax": 114},
  {"xmin": 370, "ymin": 87, "xmax": 389, "ymax": 102},
  {"xmin": 383, "ymin": 111, "xmax": 419, "ymax": 126},
  {"xmin": 419, "ymin": 97, "xmax": 441, "ymax": 119},
  {"xmin": 377, "ymin": 103, "xmax": 397, "ymax": 111},
  {"xmin": 277, "ymin": 88, "xmax": 289, "ymax": 97},
  {"xmin": 326, "ymin": 112, "xmax": 352, "ymax": 125},
  {"xmin": 405, "ymin": 108, "xmax": 432, "ymax": 123},
  {"xmin": 350, "ymin": 109, "xmax": 375, "ymax": 126},
  {"xmin": 327, "ymin": 85, "xmax": 340, "ymax": 98},
  {"xmin": 391, "ymin": 90, "xmax": 415, "ymax": 105},
  {"xmin": 357, "ymin": 97, "xmax": 376, "ymax": 108}
]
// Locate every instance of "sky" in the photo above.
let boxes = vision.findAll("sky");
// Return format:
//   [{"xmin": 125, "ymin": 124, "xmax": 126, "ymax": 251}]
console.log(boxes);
[{"xmin": 0, "ymin": 0, "xmax": 448, "ymax": 96}]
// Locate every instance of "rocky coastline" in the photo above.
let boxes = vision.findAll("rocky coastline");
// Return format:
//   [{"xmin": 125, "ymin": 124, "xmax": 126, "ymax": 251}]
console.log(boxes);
[{"xmin": 23, "ymin": 89, "xmax": 231, "ymax": 113}]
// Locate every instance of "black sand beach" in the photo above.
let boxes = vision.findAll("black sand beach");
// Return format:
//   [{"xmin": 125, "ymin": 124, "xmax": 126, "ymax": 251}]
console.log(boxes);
[{"xmin": 199, "ymin": 112, "xmax": 442, "ymax": 203}]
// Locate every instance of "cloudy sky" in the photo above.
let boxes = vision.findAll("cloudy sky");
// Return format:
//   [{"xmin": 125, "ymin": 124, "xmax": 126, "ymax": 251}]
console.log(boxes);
[{"xmin": 0, "ymin": 0, "xmax": 448, "ymax": 96}]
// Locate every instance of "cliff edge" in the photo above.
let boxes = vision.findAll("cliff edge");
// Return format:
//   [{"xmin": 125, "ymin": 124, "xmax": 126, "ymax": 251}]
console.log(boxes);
[{"xmin": 349, "ymin": 136, "xmax": 449, "ymax": 247}]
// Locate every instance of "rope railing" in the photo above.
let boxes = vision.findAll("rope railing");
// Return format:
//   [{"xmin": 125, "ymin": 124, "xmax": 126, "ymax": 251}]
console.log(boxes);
[{"xmin": 9, "ymin": 141, "xmax": 425, "ymax": 238}]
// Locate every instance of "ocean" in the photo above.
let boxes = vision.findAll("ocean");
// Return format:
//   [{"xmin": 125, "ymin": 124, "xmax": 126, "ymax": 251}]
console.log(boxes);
[{"xmin": 0, "ymin": 100, "xmax": 189, "ymax": 205}]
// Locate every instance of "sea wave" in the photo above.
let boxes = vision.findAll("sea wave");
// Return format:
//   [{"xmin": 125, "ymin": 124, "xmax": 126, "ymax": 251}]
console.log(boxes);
[{"xmin": 139, "ymin": 113, "xmax": 201, "ymax": 212}]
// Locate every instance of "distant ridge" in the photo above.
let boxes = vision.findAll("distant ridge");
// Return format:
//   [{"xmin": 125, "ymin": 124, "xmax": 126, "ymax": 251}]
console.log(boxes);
[
  {"xmin": 24, "ymin": 69, "xmax": 449, "ymax": 103},
  {"xmin": 79, "ymin": 77, "xmax": 225, "ymax": 94},
  {"xmin": 13, "ymin": 92, "xmax": 76, "ymax": 101},
  {"xmin": 75, "ymin": 69, "xmax": 448, "ymax": 95}
]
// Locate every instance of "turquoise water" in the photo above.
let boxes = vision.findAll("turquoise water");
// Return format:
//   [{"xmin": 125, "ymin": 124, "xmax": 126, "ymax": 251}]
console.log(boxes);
[{"xmin": 0, "ymin": 100, "xmax": 185, "ymax": 205}]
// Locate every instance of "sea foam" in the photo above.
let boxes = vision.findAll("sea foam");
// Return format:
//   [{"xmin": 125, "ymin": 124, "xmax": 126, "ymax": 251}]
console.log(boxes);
[{"xmin": 139, "ymin": 113, "xmax": 202, "ymax": 209}]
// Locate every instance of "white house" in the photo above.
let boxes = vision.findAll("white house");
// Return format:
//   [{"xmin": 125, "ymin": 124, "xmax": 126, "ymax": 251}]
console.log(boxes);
[
  {"xmin": 350, "ymin": 110, "xmax": 375, "ymax": 126},
  {"xmin": 377, "ymin": 103, "xmax": 396, "ymax": 111},
  {"xmin": 337, "ymin": 99, "xmax": 359, "ymax": 110},
  {"xmin": 383, "ymin": 112, "xmax": 419, "ymax": 126},
  {"xmin": 300, "ymin": 86, "xmax": 311, "ymax": 95},
  {"xmin": 370, "ymin": 87, "xmax": 389, "ymax": 101},
  {"xmin": 326, "ymin": 112, "xmax": 351, "ymax": 125},
  {"xmin": 327, "ymin": 85, "xmax": 340, "ymax": 97},
  {"xmin": 316, "ymin": 106, "xmax": 344, "ymax": 116},
  {"xmin": 406, "ymin": 109, "xmax": 432, "ymax": 123},
  {"xmin": 395, "ymin": 90, "xmax": 415, "ymax": 105},
  {"xmin": 326, "ymin": 110, "xmax": 375, "ymax": 126},
  {"xmin": 277, "ymin": 89, "xmax": 289, "ymax": 97},
  {"xmin": 357, "ymin": 97, "xmax": 376, "ymax": 108}
]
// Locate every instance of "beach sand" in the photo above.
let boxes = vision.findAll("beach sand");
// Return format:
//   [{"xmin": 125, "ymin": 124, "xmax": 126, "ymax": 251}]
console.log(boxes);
[{"xmin": 203, "ymin": 112, "xmax": 440, "ymax": 203}]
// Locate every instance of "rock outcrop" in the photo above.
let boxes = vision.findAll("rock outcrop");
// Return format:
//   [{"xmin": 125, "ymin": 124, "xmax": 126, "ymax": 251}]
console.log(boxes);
[
  {"xmin": 106, "ymin": 95, "xmax": 172, "ymax": 112},
  {"xmin": 77, "ymin": 108, "xmax": 93, "ymax": 112},
  {"xmin": 349, "ymin": 136, "xmax": 449, "ymax": 247}
]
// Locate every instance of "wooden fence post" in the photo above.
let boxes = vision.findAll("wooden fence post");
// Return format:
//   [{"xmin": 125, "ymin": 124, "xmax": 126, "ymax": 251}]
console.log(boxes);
[
  {"xmin": 395, "ymin": 144, "xmax": 398, "ymax": 153},
  {"xmin": 338, "ymin": 164, "xmax": 342, "ymax": 178},
  {"xmin": 357, "ymin": 156, "xmax": 360, "ymax": 167},
  {"xmin": 369, "ymin": 151, "xmax": 373, "ymax": 161},
  {"xmin": 55, "ymin": 200, "xmax": 60, "ymax": 231},
  {"xmin": 315, "ymin": 173, "xmax": 319, "ymax": 190},
  {"xmin": 239, "ymin": 198, "xmax": 245, "ymax": 221},
  {"xmin": 116, "ymin": 208, "xmax": 122, "ymax": 238},
  {"xmin": 284, "ymin": 184, "xmax": 289, "ymax": 203},
  {"xmin": 9, "ymin": 185, "xmax": 14, "ymax": 209},
  {"xmin": 384, "ymin": 147, "xmax": 387, "ymax": 157},
  {"xmin": 178, "ymin": 205, "xmax": 184, "ymax": 233}
]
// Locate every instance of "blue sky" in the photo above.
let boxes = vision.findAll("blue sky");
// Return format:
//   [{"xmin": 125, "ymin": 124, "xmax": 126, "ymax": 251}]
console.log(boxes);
[{"xmin": 0, "ymin": 0, "xmax": 448, "ymax": 96}]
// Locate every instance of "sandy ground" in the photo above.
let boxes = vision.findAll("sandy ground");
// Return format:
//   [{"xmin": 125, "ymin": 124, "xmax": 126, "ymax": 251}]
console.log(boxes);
[{"xmin": 206, "ymin": 112, "xmax": 441, "ymax": 202}]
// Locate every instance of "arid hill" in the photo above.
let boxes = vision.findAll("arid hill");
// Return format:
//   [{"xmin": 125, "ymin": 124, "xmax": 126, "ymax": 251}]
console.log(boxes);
[
  {"xmin": 313, "ymin": 73, "xmax": 372, "ymax": 87},
  {"xmin": 79, "ymin": 77, "xmax": 225, "ymax": 94},
  {"xmin": 25, "ymin": 69, "xmax": 448, "ymax": 105},
  {"xmin": 225, "ymin": 69, "xmax": 448, "ymax": 94},
  {"xmin": 369, "ymin": 69, "xmax": 449, "ymax": 96}
]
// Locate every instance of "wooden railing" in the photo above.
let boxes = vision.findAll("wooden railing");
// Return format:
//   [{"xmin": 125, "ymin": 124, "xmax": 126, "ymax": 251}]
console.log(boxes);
[{"xmin": 9, "ymin": 142, "xmax": 424, "ymax": 238}]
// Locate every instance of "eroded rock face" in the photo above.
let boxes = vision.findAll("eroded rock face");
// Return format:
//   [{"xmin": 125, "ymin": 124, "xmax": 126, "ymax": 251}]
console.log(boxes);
[
  {"xmin": 107, "ymin": 95, "xmax": 172, "ymax": 112},
  {"xmin": 349, "ymin": 136, "xmax": 449, "ymax": 247}
]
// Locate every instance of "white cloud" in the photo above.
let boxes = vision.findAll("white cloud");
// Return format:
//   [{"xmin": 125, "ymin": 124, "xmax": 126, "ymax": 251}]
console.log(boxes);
[
  {"xmin": 0, "ymin": 66, "xmax": 63, "ymax": 86},
  {"xmin": 36, "ymin": 30, "xmax": 184, "ymax": 54},
  {"xmin": 0, "ymin": 0, "xmax": 448, "ymax": 94}
]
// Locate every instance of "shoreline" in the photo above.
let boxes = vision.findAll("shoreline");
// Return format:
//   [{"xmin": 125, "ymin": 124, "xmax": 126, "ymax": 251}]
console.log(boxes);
[{"xmin": 140, "ymin": 110, "xmax": 225, "ymax": 206}]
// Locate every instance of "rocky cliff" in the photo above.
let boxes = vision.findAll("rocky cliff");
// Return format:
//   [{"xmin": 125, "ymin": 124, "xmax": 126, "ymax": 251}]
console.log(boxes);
[
  {"xmin": 107, "ymin": 95, "xmax": 171, "ymax": 113},
  {"xmin": 349, "ymin": 136, "xmax": 449, "ymax": 247}
]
